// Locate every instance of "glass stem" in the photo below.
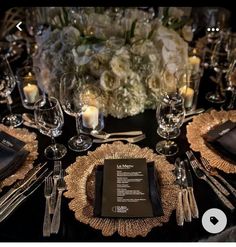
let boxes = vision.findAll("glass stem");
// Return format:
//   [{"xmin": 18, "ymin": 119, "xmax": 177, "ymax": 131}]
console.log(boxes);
[
  {"xmin": 75, "ymin": 114, "xmax": 83, "ymax": 143},
  {"xmin": 216, "ymin": 70, "xmax": 223, "ymax": 96},
  {"xmin": 51, "ymin": 135, "xmax": 56, "ymax": 145},
  {"xmin": 6, "ymin": 95, "xmax": 13, "ymax": 115}
]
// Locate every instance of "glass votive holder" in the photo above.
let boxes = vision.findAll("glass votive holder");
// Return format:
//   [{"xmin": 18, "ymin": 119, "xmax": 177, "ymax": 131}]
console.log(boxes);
[
  {"xmin": 16, "ymin": 66, "xmax": 43, "ymax": 109},
  {"xmin": 178, "ymin": 69, "xmax": 201, "ymax": 113},
  {"xmin": 80, "ymin": 84, "xmax": 104, "ymax": 134}
]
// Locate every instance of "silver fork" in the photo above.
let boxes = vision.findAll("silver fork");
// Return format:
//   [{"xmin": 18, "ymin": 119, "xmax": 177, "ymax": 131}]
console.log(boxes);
[
  {"xmin": 50, "ymin": 161, "xmax": 62, "ymax": 214},
  {"xmin": 43, "ymin": 176, "xmax": 53, "ymax": 237},
  {"xmin": 93, "ymin": 134, "xmax": 146, "ymax": 143},
  {"xmin": 51, "ymin": 170, "xmax": 66, "ymax": 234}
]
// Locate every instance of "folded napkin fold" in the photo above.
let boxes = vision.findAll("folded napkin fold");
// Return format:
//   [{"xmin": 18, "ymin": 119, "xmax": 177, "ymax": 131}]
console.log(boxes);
[
  {"xmin": 204, "ymin": 120, "xmax": 236, "ymax": 164},
  {"xmin": 0, "ymin": 131, "xmax": 29, "ymax": 180},
  {"xmin": 93, "ymin": 162, "xmax": 164, "ymax": 218}
]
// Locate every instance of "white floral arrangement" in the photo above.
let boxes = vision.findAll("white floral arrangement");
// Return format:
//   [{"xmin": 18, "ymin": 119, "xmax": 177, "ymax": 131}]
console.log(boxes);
[{"xmin": 33, "ymin": 7, "xmax": 190, "ymax": 118}]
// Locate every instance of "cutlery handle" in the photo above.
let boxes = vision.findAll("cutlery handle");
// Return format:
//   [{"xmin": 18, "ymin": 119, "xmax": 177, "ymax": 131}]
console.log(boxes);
[
  {"xmin": 206, "ymin": 174, "xmax": 230, "ymax": 196},
  {"xmin": 0, "ymin": 195, "xmax": 25, "ymax": 223},
  {"xmin": 176, "ymin": 191, "xmax": 185, "ymax": 226},
  {"xmin": 0, "ymin": 190, "xmax": 21, "ymax": 215},
  {"xmin": 51, "ymin": 191, "xmax": 62, "ymax": 234},
  {"xmin": 182, "ymin": 188, "xmax": 192, "ymax": 222},
  {"xmin": 93, "ymin": 137, "xmax": 128, "ymax": 143},
  {"xmin": 205, "ymin": 178, "xmax": 235, "ymax": 211},
  {"xmin": 43, "ymin": 197, "xmax": 51, "ymax": 237},
  {"xmin": 0, "ymin": 188, "xmax": 16, "ymax": 207},
  {"xmin": 109, "ymin": 131, "xmax": 143, "ymax": 137},
  {"xmin": 50, "ymin": 179, "xmax": 58, "ymax": 214},
  {"xmin": 187, "ymin": 187, "xmax": 199, "ymax": 218},
  {"xmin": 216, "ymin": 175, "xmax": 236, "ymax": 198}
]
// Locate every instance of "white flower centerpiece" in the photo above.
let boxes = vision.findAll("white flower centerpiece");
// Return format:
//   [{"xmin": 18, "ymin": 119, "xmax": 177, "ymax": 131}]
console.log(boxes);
[{"xmin": 34, "ymin": 7, "xmax": 191, "ymax": 118}]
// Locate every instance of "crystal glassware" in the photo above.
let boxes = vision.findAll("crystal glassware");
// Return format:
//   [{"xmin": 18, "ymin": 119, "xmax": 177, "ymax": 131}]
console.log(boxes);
[
  {"xmin": 0, "ymin": 55, "xmax": 23, "ymax": 127},
  {"xmin": 206, "ymin": 31, "xmax": 230, "ymax": 104},
  {"xmin": 60, "ymin": 72, "xmax": 93, "ymax": 152},
  {"xmin": 34, "ymin": 96, "xmax": 67, "ymax": 160},
  {"xmin": 225, "ymin": 59, "xmax": 236, "ymax": 109},
  {"xmin": 156, "ymin": 62, "xmax": 186, "ymax": 156}
]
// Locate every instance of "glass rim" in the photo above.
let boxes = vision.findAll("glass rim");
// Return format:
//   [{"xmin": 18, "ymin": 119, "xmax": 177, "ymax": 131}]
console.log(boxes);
[
  {"xmin": 16, "ymin": 66, "xmax": 40, "ymax": 77},
  {"xmin": 34, "ymin": 96, "xmax": 60, "ymax": 111}
]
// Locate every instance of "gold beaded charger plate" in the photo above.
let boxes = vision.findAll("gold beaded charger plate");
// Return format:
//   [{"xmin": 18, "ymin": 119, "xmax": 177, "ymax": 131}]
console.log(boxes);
[
  {"xmin": 186, "ymin": 109, "xmax": 236, "ymax": 173},
  {"xmin": 0, "ymin": 124, "xmax": 38, "ymax": 191},
  {"xmin": 64, "ymin": 141, "xmax": 179, "ymax": 238}
]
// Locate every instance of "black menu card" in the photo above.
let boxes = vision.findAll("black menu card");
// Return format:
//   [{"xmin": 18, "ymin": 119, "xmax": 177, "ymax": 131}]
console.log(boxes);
[{"xmin": 101, "ymin": 158, "xmax": 155, "ymax": 218}]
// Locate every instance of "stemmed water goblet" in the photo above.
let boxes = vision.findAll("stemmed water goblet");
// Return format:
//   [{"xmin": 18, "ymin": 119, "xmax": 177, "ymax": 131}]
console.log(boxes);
[
  {"xmin": 225, "ymin": 59, "xmax": 236, "ymax": 109},
  {"xmin": 156, "ymin": 63, "xmax": 186, "ymax": 156},
  {"xmin": 0, "ymin": 55, "xmax": 23, "ymax": 127},
  {"xmin": 206, "ymin": 31, "xmax": 230, "ymax": 104},
  {"xmin": 59, "ymin": 72, "xmax": 93, "ymax": 152},
  {"xmin": 34, "ymin": 96, "xmax": 67, "ymax": 160}
]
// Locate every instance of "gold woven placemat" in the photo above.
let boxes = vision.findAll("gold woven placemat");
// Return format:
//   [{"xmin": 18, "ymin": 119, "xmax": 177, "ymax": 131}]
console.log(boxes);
[
  {"xmin": 0, "ymin": 124, "xmax": 38, "ymax": 191},
  {"xmin": 186, "ymin": 109, "xmax": 236, "ymax": 173},
  {"xmin": 64, "ymin": 141, "xmax": 179, "ymax": 238}
]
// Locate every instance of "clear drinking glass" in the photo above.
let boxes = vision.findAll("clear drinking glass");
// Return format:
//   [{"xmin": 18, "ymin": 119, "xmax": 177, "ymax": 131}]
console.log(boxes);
[
  {"xmin": 60, "ymin": 72, "xmax": 92, "ymax": 152},
  {"xmin": 34, "ymin": 96, "xmax": 67, "ymax": 160},
  {"xmin": 206, "ymin": 31, "xmax": 230, "ymax": 103},
  {"xmin": 156, "ymin": 62, "xmax": 186, "ymax": 156},
  {"xmin": 156, "ymin": 93, "xmax": 185, "ymax": 156},
  {"xmin": 225, "ymin": 59, "xmax": 236, "ymax": 109},
  {"xmin": 0, "ymin": 55, "xmax": 23, "ymax": 127}
]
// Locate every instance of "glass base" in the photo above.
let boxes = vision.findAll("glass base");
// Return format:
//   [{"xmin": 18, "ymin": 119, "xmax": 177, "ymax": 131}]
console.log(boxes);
[
  {"xmin": 157, "ymin": 128, "xmax": 180, "ymax": 140},
  {"xmin": 68, "ymin": 134, "xmax": 92, "ymax": 152},
  {"xmin": 2, "ymin": 114, "xmax": 23, "ymax": 127},
  {"xmin": 156, "ymin": 140, "xmax": 178, "ymax": 156},
  {"xmin": 44, "ymin": 143, "xmax": 67, "ymax": 160},
  {"xmin": 205, "ymin": 91, "xmax": 225, "ymax": 104}
]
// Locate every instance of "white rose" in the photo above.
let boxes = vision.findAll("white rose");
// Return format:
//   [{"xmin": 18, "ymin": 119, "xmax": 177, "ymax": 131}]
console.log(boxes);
[
  {"xmin": 182, "ymin": 25, "xmax": 193, "ymax": 42},
  {"xmin": 100, "ymin": 71, "xmax": 120, "ymax": 91},
  {"xmin": 168, "ymin": 7, "xmax": 184, "ymax": 20},
  {"xmin": 110, "ymin": 55, "xmax": 131, "ymax": 78}
]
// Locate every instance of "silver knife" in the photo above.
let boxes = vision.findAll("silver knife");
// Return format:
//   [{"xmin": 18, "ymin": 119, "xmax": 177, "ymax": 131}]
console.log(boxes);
[
  {"xmin": 0, "ymin": 167, "xmax": 49, "ymax": 216},
  {"xmin": 0, "ymin": 170, "xmax": 52, "ymax": 222},
  {"xmin": 183, "ymin": 159, "xmax": 199, "ymax": 219},
  {"xmin": 180, "ymin": 161, "xmax": 192, "ymax": 222},
  {"xmin": 0, "ymin": 162, "xmax": 47, "ymax": 207},
  {"xmin": 174, "ymin": 158, "xmax": 185, "ymax": 226}
]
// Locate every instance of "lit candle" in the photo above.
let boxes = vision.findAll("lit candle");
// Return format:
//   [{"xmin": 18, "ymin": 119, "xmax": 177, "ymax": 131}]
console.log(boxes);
[
  {"xmin": 82, "ymin": 105, "xmax": 99, "ymax": 129},
  {"xmin": 23, "ymin": 83, "xmax": 39, "ymax": 103},
  {"xmin": 180, "ymin": 86, "xmax": 194, "ymax": 109},
  {"xmin": 188, "ymin": 55, "xmax": 201, "ymax": 74}
]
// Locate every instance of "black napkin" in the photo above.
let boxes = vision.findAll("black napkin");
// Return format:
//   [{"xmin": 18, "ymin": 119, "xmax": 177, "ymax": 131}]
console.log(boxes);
[
  {"xmin": 93, "ymin": 162, "xmax": 164, "ymax": 218},
  {"xmin": 0, "ymin": 131, "xmax": 29, "ymax": 180},
  {"xmin": 204, "ymin": 120, "xmax": 236, "ymax": 164}
]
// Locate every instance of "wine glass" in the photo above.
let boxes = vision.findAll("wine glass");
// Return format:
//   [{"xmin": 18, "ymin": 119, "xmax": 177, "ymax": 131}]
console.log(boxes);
[
  {"xmin": 225, "ymin": 59, "xmax": 236, "ymax": 109},
  {"xmin": 0, "ymin": 55, "xmax": 23, "ymax": 127},
  {"xmin": 206, "ymin": 31, "xmax": 230, "ymax": 104},
  {"xmin": 34, "ymin": 96, "xmax": 67, "ymax": 160},
  {"xmin": 156, "ymin": 62, "xmax": 186, "ymax": 156},
  {"xmin": 60, "ymin": 72, "xmax": 93, "ymax": 152}
]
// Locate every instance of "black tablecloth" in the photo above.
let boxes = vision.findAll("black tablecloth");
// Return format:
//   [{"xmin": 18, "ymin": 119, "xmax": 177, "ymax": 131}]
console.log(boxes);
[{"xmin": 0, "ymin": 68, "xmax": 236, "ymax": 242}]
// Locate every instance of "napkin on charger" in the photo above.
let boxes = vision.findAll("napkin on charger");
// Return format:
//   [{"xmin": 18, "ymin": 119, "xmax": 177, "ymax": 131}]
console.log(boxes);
[
  {"xmin": 203, "ymin": 120, "xmax": 236, "ymax": 164},
  {"xmin": 0, "ymin": 131, "xmax": 29, "ymax": 180}
]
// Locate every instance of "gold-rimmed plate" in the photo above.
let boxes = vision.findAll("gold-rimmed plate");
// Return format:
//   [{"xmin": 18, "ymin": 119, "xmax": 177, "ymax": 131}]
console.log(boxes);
[
  {"xmin": 64, "ymin": 141, "xmax": 179, "ymax": 238},
  {"xmin": 0, "ymin": 124, "xmax": 38, "ymax": 191},
  {"xmin": 186, "ymin": 109, "xmax": 236, "ymax": 173}
]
